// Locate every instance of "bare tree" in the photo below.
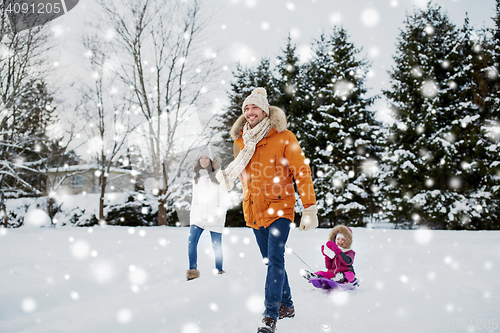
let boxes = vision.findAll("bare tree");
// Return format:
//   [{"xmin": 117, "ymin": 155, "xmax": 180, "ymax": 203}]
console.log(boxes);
[
  {"xmin": 94, "ymin": 0, "xmax": 220, "ymax": 225},
  {"xmin": 80, "ymin": 32, "xmax": 139, "ymax": 222},
  {"xmin": 0, "ymin": 4, "xmax": 52, "ymax": 227}
]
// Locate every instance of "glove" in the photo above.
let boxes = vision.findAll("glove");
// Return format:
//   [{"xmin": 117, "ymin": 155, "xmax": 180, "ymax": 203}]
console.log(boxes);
[
  {"xmin": 299, "ymin": 204, "xmax": 318, "ymax": 231},
  {"xmin": 216, "ymin": 170, "xmax": 233, "ymax": 191}
]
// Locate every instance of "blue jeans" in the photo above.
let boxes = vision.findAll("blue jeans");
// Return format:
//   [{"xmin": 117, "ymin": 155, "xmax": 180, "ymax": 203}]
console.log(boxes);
[
  {"xmin": 188, "ymin": 224, "xmax": 223, "ymax": 272},
  {"xmin": 253, "ymin": 218, "xmax": 293, "ymax": 320}
]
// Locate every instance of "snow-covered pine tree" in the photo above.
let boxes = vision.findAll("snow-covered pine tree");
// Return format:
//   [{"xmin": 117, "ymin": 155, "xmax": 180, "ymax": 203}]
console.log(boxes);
[
  {"xmin": 0, "ymin": 10, "xmax": 51, "ymax": 226},
  {"xmin": 13, "ymin": 80, "xmax": 75, "ymax": 194},
  {"xmin": 478, "ymin": 0, "xmax": 500, "ymax": 228},
  {"xmin": 275, "ymin": 36, "xmax": 306, "ymax": 131},
  {"xmin": 300, "ymin": 28, "xmax": 378, "ymax": 227},
  {"xmin": 381, "ymin": 3, "xmax": 498, "ymax": 229},
  {"xmin": 444, "ymin": 17, "xmax": 500, "ymax": 229}
]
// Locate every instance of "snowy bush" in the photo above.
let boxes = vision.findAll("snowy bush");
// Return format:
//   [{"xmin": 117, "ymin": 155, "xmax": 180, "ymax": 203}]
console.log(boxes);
[
  {"xmin": 24, "ymin": 209, "xmax": 52, "ymax": 228},
  {"xmin": 106, "ymin": 194, "xmax": 157, "ymax": 226},
  {"xmin": 2, "ymin": 192, "xmax": 181, "ymax": 227}
]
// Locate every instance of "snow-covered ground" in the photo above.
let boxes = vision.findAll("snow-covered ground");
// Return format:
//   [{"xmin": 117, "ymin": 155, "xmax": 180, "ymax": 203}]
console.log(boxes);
[{"xmin": 1, "ymin": 226, "xmax": 499, "ymax": 333}]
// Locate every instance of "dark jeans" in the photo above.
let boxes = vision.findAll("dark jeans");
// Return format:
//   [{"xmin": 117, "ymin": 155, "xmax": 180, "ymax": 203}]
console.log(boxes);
[
  {"xmin": 253, "ymin": 218, "xmax": 293, "ymax": 320},
  {"xmin": 188, "ymin": 224, "xmax": 223, "ymax": 272}
]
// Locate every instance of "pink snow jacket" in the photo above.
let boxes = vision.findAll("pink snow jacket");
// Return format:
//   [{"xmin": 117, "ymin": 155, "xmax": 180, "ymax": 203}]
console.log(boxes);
[
  {"xmin": 323, "ymin": 246, "xmax": 355, "ymax": 276},
  {"xmin": 317, "ymin": 225, "xmax": 356, "ymax": 279}
]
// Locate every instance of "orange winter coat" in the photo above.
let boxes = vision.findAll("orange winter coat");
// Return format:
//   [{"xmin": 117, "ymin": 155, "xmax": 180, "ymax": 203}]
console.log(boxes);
[{"xmin": 230, "ymin": 106, "xmax": 316, "ymax": 229}]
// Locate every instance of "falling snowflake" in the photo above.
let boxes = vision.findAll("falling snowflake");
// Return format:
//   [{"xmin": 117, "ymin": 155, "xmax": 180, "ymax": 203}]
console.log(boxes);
[
  {"xmin": 70, "ymin": 291, "xmax": 80, "ymax": 300},
  {"xmin": 330, "ymin": 12, "xmax": 342, "ymax": 25},
  {"xmin": 128, "ymin": 266, "xmax": 148, "ymax": 285},
  {"xmin": 425, "ymin": 25, "xmax": 435, "ymax": 35},
  {"xmin": 71, "ymin": 240, "xmax": 91, "ymax": 259},
  {"xmin": 21, "ymin": 297, "xmax": 37, "ymax": 313},
  {"xmin": 448, "ymin": 177, "xmax": 461, "ymax": 189},
  {"xmin": 116, "ymin": 308, "xmax": 132, "ymax": 324},
  {"xmin": 414, "ymin": 228, "xmax": 433, "ymax": 245},
  {"xmin": 334, "ymin": 80, "xmax": 354, "ymax": 99},
  {"xmin": 329, "ymin": 291, "xmax": 350, "ymax": 305},
  {"xmin": 182, "ymin": 323, "xmax": 200, "ymax": 333},
  {"xmin": 420, "ymin": 80, "xmax": 438, "ymax": 98},
  {"xmin": 91, "ymin": 261, "xmax": 114, "ymax": 283},
  {"xmin": 361, "ymin": 8, "xmax": 379, "ymax": 27},
  {"xmin": 246, "ymin": 295, "xmax": 265, "ymax": 314},
  {"xmin": 209, "ymin": 302, "xmax": 219, "ymax": 312}
]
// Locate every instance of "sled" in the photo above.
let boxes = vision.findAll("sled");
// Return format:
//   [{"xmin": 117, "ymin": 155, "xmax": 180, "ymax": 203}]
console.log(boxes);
[{"xmin": 308, "ymin": 277, "xmax": 359, "ymax": 290}]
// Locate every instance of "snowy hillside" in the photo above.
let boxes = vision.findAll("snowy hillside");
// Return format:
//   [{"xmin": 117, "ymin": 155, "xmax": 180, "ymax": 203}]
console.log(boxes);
[{"xmin": 1, "ymin": 226, "xmax": 499, "ymax": 333}]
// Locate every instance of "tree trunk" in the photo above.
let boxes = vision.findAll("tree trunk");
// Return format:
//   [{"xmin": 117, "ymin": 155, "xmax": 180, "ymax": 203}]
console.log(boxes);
[
  {"xmin": 1, "ymin": 196, "xmax": 8, "ymax": 228},
  {"xmin": 99, "ymin": 175, "xmax": 107, "ymax": 222},
  {"xmin": 158, "ymin": 189, "xmax": 167, "ymax": 226}
]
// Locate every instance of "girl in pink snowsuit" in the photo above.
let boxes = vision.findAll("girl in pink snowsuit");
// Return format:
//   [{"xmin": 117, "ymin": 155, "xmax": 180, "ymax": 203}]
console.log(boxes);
[{"xmin": 304, "ymin": 225, "xmax": 356, "ymax": 283}]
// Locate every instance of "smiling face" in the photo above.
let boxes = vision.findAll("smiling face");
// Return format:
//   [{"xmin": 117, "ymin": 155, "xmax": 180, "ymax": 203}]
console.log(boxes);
[
  {"xmin": 199, "ymin": 155, "xmax": 211, "ymax": 169},
  {"xmin": 244, "ymin": 104, "xmax": 267, "ymax": 128},
  {"xmin": 336, "ymin": 236, "xmax": 346, "ymax": 247}
]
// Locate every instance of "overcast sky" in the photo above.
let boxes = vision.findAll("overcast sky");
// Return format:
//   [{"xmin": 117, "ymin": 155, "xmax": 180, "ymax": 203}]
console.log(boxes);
[
  {"xmin": 210, "ymin": 0, "xmax": 496, "ymax": 120},
  {"xmin": 49, "ymin": 0, "xmax": 496, "ymax": 137}
]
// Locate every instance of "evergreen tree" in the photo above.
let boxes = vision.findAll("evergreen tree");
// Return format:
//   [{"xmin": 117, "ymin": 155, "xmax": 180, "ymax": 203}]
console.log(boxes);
[
  {"xmin": 14, "ymin": 80, "xmax": 75, "ymax": 194},
  {"xmin": 479, "ymin": 0, "xmax": 500, "ymax": 228},
  {"xmin": 381, "ymin": 3, "xmax": 499, "ymax": 229},
  {"xmin": 1, "ymin": 79, "xmax": 71, "ymax": 195},
  {"xmin": 300, "ymin": 28, "xmax": 379, "ymax": 227},
  {"xmin": 275, "ymin": 35, "xmax": 307, "ymax": 130}
]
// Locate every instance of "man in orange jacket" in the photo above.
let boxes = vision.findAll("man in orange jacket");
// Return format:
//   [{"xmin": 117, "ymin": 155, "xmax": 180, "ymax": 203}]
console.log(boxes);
[{"xmin": 217, "ymin": 87, "xmax": 318, "ymax": 333}]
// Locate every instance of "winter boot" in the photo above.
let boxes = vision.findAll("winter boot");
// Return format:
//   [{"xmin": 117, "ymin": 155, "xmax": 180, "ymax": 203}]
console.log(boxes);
[
  {"xmin": 257, "ymin": 317, "xmax": 276, "ymax": 333},
  {"xmin": 278, "ymin": 303, "xmax": 295, "ymax": 319},
  {"xmin": 302, "ymin": 270, "xmax": 320, "ymax": 280},
  {"xmin": 186, "ymin": 269, "xmax": 200, "ymax": 281}
]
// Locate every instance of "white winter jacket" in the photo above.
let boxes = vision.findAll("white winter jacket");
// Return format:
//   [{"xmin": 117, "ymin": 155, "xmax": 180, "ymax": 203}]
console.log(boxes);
[{"xmin": 190, "ymin": 169, "xmax": 228, "ymax": 233}]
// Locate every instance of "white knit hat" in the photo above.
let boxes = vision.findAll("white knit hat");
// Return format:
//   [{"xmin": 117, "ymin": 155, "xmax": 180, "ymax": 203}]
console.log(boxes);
[
  {"xmin": 194, "ymin": 144, "xmax": 221, "ymax": 171},
  {"xmin": 242, "ymin": 87, "xmax": 270, "ymax": 115},
  {"xmin": 336, "ymin": 233, "xmax": 345, "ymax": 241},
  {"xmin": 200, "ymin": 144, "xmax": 214, "ymax": 160}
]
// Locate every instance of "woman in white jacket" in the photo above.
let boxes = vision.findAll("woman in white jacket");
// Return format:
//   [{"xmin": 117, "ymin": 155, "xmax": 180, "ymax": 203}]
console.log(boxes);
[{"xmin": 187, "ymin": 152, "xmax": 228, "ymax": 280}]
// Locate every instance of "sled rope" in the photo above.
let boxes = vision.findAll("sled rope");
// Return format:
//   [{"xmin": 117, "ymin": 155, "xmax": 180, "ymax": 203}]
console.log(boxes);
[
  {"xmin": 262, "ymin": 225, "xmax": 316, "ymax": 272},
  {"xmin": 285, "ymin": 244, "xmax": 315, "ymax": 272}
]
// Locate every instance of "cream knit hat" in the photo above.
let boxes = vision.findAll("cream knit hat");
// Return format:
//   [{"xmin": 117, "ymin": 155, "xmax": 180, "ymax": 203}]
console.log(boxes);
[{"xmin": 242, "ymin": 87, "xmax": 270, "ymax": 115}]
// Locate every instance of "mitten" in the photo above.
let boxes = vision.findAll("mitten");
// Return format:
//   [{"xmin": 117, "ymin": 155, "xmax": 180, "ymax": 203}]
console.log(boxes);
[
  {"xmin": 299, "ymin": 205, "xmax": 318, "ymax": 231},
  {"xmin": 321, "ymin": 245, "xmax": 327, "ymax": 257},
  {"xmin": 323, "ymin": 241, "xmax": 341, "ymax": 259},
  {"xmin": 326, "ymin": 241, "xmax": 342, "ymax": 255},
  {"xmin": 216, "ymin": 170, "xmax": 234, "ymax": 191},
  {"xmin": 321, "ymin": 245, "xmax": 333, "ymax": 267}
]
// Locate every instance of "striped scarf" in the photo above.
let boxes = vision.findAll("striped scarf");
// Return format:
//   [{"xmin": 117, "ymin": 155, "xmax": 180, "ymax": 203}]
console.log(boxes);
[{"xmin": 216, "ymin": 117, "xmax": 271, "ymax": 191}]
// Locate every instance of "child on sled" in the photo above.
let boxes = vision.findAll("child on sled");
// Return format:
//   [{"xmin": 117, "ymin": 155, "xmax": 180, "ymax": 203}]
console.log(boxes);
[{"xmin": 303, "ymin": 225, "xmax": 356, "ymax": 283}]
